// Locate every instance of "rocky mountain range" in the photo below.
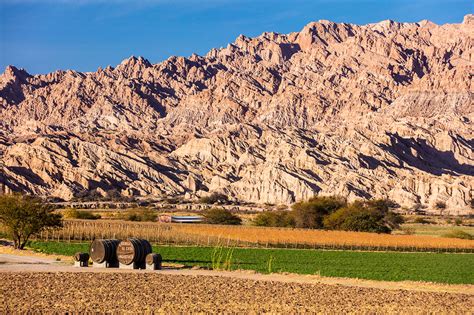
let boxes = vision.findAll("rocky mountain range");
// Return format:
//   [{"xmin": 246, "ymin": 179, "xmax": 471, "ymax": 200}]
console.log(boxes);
[{"xmin": 0, "ymin": 15, "xmax": 473, "ymax": 214}]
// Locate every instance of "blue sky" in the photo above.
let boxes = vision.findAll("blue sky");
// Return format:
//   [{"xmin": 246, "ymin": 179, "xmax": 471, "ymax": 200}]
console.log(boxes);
[{"xmin": 0, "ymin": 0, "xmax": 472, "ymax": 74}]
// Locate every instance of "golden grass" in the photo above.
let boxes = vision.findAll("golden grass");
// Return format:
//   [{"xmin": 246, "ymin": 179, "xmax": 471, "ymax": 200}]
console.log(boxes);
[
  {"xmin": 172, "ymin": 223, "xmax": 474, "ymax": 250},
  {"xmin": 4, "ymin": 220, "xmax": 471, "ymax": 252}
]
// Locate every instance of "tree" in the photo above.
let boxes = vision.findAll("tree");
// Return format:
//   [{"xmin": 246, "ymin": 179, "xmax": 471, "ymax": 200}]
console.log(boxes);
[
  {"xmin": 0, "ymin": 194, "xmax": 62, "ymax": 249},
  {"xmin": 64, "ymin": 208, "xmax": 101, "ymax": 220},
  {"xmin": 253, "ymin": 211, "xmax": 295, "ymax": 228},
  {"xmin": 323, "ymin": 199, "xmax": 403, "ymax": 234},
  {"xmin": 291, "ymin": 196, "xmax": 346, "ymax": 229},
  {"xmin": 203, "ymin": 208, "xmax": 241, "ymax": 225},
  {"xmin": 117, "ymin": 208, "xmax": 157, "ymax": 222},
  {"xmin": 364, "ymin": 199, "xmax": 404, "ymax": 229},
  {"xmin": 199, "ymin": 193, "xmax": 229, "ymax": 205},
  {"xmin": 435, "ymin": 201, "xmax": 446, "ymax": 210},
  {"xmin": 435, "ymin": 201, "xmax": 447, "ymax": 215}
]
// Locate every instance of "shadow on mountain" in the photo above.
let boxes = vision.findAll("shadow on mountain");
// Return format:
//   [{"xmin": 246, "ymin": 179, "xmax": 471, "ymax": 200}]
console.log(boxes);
[
  {"xmin": 7, "ymin": 166, "xmax": 47, "ymax": 186},
  {"xmin": 379, "ymin": 133, "xmax": 473, "ymax": 176},
  {"xmin": 358, "ymin": 154, "xmax": 381, "ymax": 170}
]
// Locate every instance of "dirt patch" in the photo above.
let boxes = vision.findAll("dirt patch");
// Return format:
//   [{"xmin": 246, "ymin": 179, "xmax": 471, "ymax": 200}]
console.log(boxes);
[{"xmin": 0, "ymin": 242, "xmax": 72, "ymax": 263}]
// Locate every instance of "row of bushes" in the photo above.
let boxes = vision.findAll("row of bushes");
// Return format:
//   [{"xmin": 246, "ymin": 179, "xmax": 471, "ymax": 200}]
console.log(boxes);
[
  {"xmin": 197, "ymin": 196, "xmax": 405, "ymax": 234},
  {"xmin": 64, "ymin": 196, "xmax": 403, "ymax": 234},
  {"xmin": 64, "ymin": 208, "xmax": 101, "ymax": 220},
  {"xmin": 253, "ymin": 197, "xmax": 404, "ymax": 234}
]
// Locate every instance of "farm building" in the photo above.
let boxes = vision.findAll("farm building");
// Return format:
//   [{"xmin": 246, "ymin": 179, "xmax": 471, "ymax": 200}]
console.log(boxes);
[{"xmin": 158, "ymin": 215, "xmax": 203, "ymax": 223}]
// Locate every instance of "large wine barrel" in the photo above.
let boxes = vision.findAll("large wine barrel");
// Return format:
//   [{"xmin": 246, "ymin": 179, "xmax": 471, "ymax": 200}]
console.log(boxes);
[
  {"xmin": 74, "ymin": 252, "xmax": 90, "ymax": 262},
  {"xmin": 117, "ymin": 238, "xmax": 152, "ymax": 265},
  {"xmin": 89, "ymin": 239, "xmax": 120, "ymax": 263}
]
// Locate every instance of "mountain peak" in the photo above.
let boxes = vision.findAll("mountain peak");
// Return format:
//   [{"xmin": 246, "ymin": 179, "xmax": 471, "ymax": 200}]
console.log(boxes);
[
  {"xmin": 120, "ymin": 55, "xmax": 152, "ymax": 67},
  {"xmin": 4, "ymin": 65, "xmax": 28, "ymax": 76},
  {"xmin": 116, "ymin": 56, "xmax": 152, "ymax": 76},
  {"xmin": 2, "ymin": 65, "xmax": 30, "ymax": 82},
  {"xmin": 463, "ymin": 14, "xmax": 473, "ymax": 25}
]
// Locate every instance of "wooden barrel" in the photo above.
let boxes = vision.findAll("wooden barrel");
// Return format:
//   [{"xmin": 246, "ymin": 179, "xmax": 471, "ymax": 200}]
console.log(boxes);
[
  {"xmin": 145, "ymin": 253, "xmax": 162, "ymax": 266},
  {"xmin": 74, "ymin": 252, "xmax": 90, "ymax": 262},
  {"xmin": 117, "ymin": 238, "xmax": 152, "ymax": 265},
  {"xmin": 89, "ymin": 239, "xmax": 120, "ymax": 263}
]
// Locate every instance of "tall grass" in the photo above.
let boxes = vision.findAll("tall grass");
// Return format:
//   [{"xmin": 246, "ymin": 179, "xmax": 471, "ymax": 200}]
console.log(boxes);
[
  {"xmin": 267, "ymin": 255, "xmax": 275, "ymax": 273},
  {"xmin": 211, "ymin": 245, "xmax": 234, "ymax": 270}
]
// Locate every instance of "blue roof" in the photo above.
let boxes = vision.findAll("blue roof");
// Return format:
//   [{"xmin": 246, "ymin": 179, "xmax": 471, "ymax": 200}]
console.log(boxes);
[{"xmin": 171, "ymin": 216, "xmax": 203, "ymax": 220}]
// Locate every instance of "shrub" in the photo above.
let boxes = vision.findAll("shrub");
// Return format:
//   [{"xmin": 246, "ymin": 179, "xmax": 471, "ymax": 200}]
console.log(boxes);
[
  {"xmin": 0, "ymin": 194, "xmax": 62, "ymax": 249},
  {"xmin": 411, "ymin": 203, "xmax": 424, "ymax": 212},
  {"xmin": 323, "ymin": 200, "xmax": 403, "ymax": 234},
  {"xmin": 117, "ymin": 208, "xmax": 157, "ymax": 222},
  {"xmin": 73, "ymin": 189, "xmax": 103, "ymax": 201},
  {"xmin": 253, "ymin": 211, "xmax": 295, "ymax": 228},
  {"xmin": 441, "ymin": 230, "xmax": 473, "ymax": 240},
  {"xmin": 199, "ymin": 193, "xmax": 229, "ymax": 205},
  {"xmin": 383, "ymin": 211, "xmax": 405, "ymax": 229},
  {"xmin": 203, "ymin": 208, "xmax": 241, "ymax": 225},
  {"xmin": 454, "ymin": 218, "xmax": 463, "ymax": 226},
  {"xmin": 365, "ymin": 199, "xmax": 399, "ymax": 211},
  {"xmin": 292, "ymin": 196, "xmax": 346, "ymax": 229},
  {"xmin": 413, "ymin": 217, "xmax": 432, "ymax": 224},
  {"xmin": 400, "ymin": 227, "xmax": 415, "ymax": 235},
  {"xmin": 164, "ymin": 197, "xmax": 181, "ymax": 204},
  {"xmin": 323, "ymin": 203, "xmax": 389, "ymax": 233},
  {"xmin": 64, "ymin": 208, "xmax": 101, "ymax": 220},
  {"xmin": 435, "ymin": 201, "xmax": 447, "ymax": 210}
]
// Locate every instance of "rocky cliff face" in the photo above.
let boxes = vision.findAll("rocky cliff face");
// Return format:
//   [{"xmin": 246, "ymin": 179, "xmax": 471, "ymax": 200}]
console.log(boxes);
[{"xmin": 0, "ymin": 16, "xmax": 473, "ymax": 213}]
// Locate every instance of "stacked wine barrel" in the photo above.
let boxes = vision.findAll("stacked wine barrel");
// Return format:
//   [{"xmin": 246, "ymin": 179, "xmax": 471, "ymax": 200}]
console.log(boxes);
[
  {"xmin": 74, "ymin": 252, "xmax": 90, "ymax": 263},
  {"xmin": 73, "ymin": 252, "xmax": 90, "ymax": 267},
  {"xmin": 146, "ymin": 253, "xmax": 162, "ymax": 270},
  {"xmin": 116, "ymin": 238, "xmax": 152, "ymax": 267},
  {"xmin": 89, "ymin": 239, "xmax": 120, "ymax": 264}
]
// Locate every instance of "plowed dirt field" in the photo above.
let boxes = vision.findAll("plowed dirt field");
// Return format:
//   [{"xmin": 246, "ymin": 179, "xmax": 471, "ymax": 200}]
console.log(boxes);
[{"xmin": 1, "ymin": 272, "xmax": 472, "ymax": 313}]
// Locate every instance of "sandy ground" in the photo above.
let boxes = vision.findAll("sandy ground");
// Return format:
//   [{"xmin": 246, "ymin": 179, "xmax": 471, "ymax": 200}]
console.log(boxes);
[{"xmin": 1, "ymin": 248, "xmax": 473, "ymax": 313}]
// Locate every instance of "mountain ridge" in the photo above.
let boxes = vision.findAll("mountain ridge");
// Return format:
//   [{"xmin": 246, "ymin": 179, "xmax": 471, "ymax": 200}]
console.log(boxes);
[{"xmin": 0, "ymin": 15, "xmax": 472, "ymax": 214}]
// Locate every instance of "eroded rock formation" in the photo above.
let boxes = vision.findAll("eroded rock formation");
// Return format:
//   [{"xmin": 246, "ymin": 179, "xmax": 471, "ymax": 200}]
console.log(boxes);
[{"xmin": 0, "ymin": 16, "xmax": 473, "ymax": 213}]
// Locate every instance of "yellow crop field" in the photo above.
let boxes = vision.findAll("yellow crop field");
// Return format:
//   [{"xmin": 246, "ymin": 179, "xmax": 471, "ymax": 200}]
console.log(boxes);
[
  {"xmin": 7, "ymin": 220, "xmax": 472, "ymax": 252},
  {"xmin": 172, "ymin": 224, "xmax": 474, "ymax": 250}
]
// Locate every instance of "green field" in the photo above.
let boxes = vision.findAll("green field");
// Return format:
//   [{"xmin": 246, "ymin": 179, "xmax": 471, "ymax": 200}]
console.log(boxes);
[
  {"xmin": 27, "ymin": 241, "xmax": 474, "ymax": 284},
  {"xmin": 394, "ymin": 223, "xmax": 474, "ymax": 237}
]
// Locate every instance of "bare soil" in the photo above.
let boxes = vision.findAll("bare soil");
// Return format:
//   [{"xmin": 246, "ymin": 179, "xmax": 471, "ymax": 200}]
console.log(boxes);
[
  {"xmin": 1, "ymin": 271, "xmax": 472, "ymax": 313},
  {"xmin": 1, "ymin": 248, "xmax": 472, "ymax": 313}
]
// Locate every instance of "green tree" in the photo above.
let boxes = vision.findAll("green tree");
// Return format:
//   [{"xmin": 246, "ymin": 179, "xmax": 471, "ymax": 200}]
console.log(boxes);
[
  {"xmin": 291, "ymin": 196, "xmax": 346, "ymax": 229},
  {"xmin": 0, "ymin": 194, "xmax": 62, "ymax": 249},
  {"xmin": 323, "ymin": 199, "xmax": 403, "ymax": 234},
  {"xmin": 253, "ymin": 211, "xmax": 295, "ymax": 227},
  {"xmin": 203, "ymin": 208, "xmax": 241, "ymax": 225},
  {"xmin": 64, "ymin": 208, "xmax": 101, "ymax": 220},
  {"xmin": 117, "ymin": 208, "xmax": 157, "ymax": 222},
  {"xmin": 365, "ymin": 199, "xmax": 404, "ymax": 229}
]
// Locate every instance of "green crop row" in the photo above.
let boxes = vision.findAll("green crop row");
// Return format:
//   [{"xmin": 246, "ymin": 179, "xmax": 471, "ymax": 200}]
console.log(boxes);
[{"xmin": 27, "ymin": 241, "xmax": 474, "ymax": 284}]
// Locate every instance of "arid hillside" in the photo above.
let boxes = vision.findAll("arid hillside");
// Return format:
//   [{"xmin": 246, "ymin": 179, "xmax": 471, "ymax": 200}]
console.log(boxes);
[{"xmin": 0, "ymin": 15, "xmax": 472, "ymax": 213}]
